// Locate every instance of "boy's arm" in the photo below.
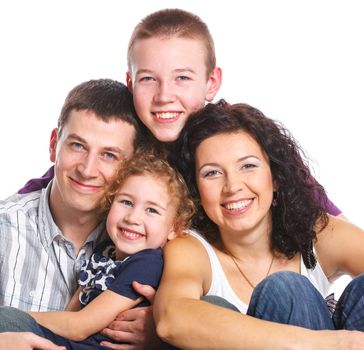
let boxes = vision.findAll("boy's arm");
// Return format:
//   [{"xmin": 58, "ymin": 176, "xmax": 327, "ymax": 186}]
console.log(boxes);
[
  {"xmin": 315, "ymin": 215, "xmax": 364, "ymax": 280},
  {"xmin": 29, "ymin": 289, "xmax": 142, "ymax": 341}
]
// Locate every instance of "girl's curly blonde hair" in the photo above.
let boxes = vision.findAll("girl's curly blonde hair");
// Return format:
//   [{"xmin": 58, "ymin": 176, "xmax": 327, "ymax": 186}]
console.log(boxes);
[{"xmin": 101, "ymin": 149, "xmax": 195, "ymax": 236}]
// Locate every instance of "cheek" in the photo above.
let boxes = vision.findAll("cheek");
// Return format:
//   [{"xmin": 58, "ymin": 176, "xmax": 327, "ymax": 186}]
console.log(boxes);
[
  {"xmin": 102, "ymin": 165, "xmax": 120, "ymax": 185},
  {"xmin": 55, "ymin": 147, "xmax": 83, "ymax": 171},
  {"xmin": 183, "ymin": 92, "xmax": 205, "ymax": 111},
  {"xmin": 106, "ymin": 205, "xmax": 121, "ymax": 231},
  {"xmin": 134, "ymin": 86, "xmax": 152, "ymax": 104},
  {"xmin": 198, "ymin": 182, "xmax": 218, "ymax": 209}
]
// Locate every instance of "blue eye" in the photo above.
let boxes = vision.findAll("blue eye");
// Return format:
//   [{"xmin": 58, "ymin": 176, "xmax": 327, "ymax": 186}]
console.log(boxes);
[
  {"xmin": 103, "ymin": 152, "xmax": 117, "ymax": 161},
  {"xmin": 177, "ymin": 76, "xmax": 191, "ymax": 81},
  {"xmin": 140, "ymin": 76, "xmax": 155, "ymax": 82},
  {"xmin": 71, "ymin": 142, "xmax": 84, "ymax": 150},
  {"xmin": 146, "ymin": 207, "xmax": 159, "ymax": 215},
  {"xmin": 121, "ymin": 199, "xmax": 133, "ymax": 207}
]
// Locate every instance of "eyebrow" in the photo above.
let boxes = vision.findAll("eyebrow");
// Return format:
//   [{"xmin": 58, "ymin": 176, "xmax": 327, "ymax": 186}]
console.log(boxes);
[
  {"xmin": 67, "ymin": 134, "xmax": 123, "ymax": 154},
  {"xmin": 173, "ymin": 68, "xmax": 197, "ymax": 75},
  {"xmin": 197, "ymin": 155, "xmax": 260, "ymax": 172},
  {"xmin": 136, "ymin": 67, "xmax": 197, "ymax": 75},
  {"xmin": 135, "ymin": 69, "xmax": 154, "ymax": 75},
  {"xmin": 146, "ymin": 200, "xmax": 167, "ymax": 211}
]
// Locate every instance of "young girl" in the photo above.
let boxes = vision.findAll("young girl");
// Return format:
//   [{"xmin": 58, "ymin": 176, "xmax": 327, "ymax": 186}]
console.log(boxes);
[{"xmin": 24, "ymin": 150, "xmax": 194, "ymax": 349}]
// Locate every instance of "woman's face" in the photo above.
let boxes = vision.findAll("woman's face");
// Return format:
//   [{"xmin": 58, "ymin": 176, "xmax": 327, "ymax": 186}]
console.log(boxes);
[{"xmin": 195, "ymin": 131, "xmax": 275, "ymax": 238}]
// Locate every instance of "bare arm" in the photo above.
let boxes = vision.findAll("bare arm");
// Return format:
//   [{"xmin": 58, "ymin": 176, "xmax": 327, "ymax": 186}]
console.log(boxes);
[
  {"xmin": 315, "ymin": 215, "xmax": 364, "ymax": 280},
  {"xmin": 65, "ymin": 286, "xmax": 82, "ymax": 311},
  {"xmin": 154, "ymin": 235, "xmax": 364, "ymax": 350},
  {"xmin": 30, "ymin": 289, "xmax": 141, "ymax": 342}
]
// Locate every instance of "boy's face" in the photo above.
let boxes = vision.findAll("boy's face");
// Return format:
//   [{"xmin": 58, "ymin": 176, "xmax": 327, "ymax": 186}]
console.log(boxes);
[
  {"xmin": 127, "ymin": 37, "xmax": 221, "ymax": 142},
  {"xmin": 49, "ymin": 109, "xmax": 135, "ymax": 218},
  {"xmin": 106, "ymin": 174, "xmax": 177, "ymax": 259}
]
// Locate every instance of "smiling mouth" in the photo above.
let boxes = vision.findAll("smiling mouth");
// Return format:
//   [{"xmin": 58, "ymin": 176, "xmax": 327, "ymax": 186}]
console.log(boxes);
[
  {"xmin": 119, "ymin": 228, "xmax": 145, "ymax": 240},
  {"xmin": 222, "ymin": 199, "xmax": 253, "ymax": 211},
  {"xmin": 70, "ymin": 177, "xmax": 102, "ymax": 191},
  {"xmin": 153, "ymin": 112, "xmax": 180, "ymax": 121}
]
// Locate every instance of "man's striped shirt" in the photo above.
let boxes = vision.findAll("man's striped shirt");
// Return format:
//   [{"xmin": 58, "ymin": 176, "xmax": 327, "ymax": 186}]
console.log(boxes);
[{"xmin": 0, "ymin": 183, "xmax": 107, "ymax": 311}]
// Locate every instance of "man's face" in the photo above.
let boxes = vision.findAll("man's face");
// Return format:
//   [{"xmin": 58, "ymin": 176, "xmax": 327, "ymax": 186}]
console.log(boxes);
[
  {"xmin": 127, "ymin": 36, "xmax": 221, "ymax": 142},
  {"xmin": 49, "ymin": 109, "xmax": 135, "ymax": 218}
]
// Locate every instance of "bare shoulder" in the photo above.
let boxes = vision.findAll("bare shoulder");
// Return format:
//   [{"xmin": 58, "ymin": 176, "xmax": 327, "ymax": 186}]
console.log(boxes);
[
  {"xmin": 316, "ymin": 215, "xmax": 363, "ymax": 242},
  {"xmin": 164, "ymin": 233, "xmax": 209, "ymax": 259},
  {"xmin": 315, "ymin": 215, "xmax": 364, "ymax": 278},
  {"xmin": 163, "ymin": 233, "xmax": 212, "ymax": 288}
]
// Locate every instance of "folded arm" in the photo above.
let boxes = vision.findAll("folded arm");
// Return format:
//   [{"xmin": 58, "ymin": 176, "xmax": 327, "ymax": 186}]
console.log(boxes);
[
  {"xmin": 30, "ymin": 289, "xmax": 141, "ymax": 341},
  {"xmin": 154, "ymin": 235, "xmax": 364, "ymax": 350}
]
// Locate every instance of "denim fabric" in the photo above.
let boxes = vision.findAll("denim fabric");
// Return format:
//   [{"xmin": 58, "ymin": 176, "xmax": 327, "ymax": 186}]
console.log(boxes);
[
  {"xmin": 201, "ymin": 295, "xmax": 240, "ymax": 312},
  {"xmin": 333, "ymin": 273, "xmax": 364, "ymax": 330},
  {"xmin": 0, "ymin": 306, "xmax": 44, "ymax": 336},
  {"xmin": 247, "ymin": 271, "xmax": 335, "ymax": 329}
]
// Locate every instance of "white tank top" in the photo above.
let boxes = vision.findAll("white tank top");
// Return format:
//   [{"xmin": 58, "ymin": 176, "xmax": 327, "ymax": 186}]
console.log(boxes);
[{"xmin": 188, "ymin": 230, "xmax": 332, "ymax": 314}]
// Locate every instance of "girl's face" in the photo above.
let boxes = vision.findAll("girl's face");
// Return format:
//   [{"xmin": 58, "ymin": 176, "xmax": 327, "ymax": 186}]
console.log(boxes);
[
  {"xmin": 106, "ymin": 174, "xmax": 177, "ymax": 259},
  {"xmin": 195, "ymin": 131, "xmax": 275, "ymax": 238}
]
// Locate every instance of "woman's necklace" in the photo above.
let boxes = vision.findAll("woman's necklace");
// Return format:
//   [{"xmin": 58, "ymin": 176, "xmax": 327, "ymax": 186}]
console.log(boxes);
[{"xmin": 224, "ymin": 248, "xmax": 275, "ymax": 289}]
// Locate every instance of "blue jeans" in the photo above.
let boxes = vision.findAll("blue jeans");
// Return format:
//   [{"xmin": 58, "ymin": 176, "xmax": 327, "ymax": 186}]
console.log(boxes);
[
  {"xmin": 333, "ymin": 273, "xmax": 364, "ymax": 330},
  {"xmin": 0, "ymin": 306, "xmax": 45, "ymax": 336},
  {"xmin": 249, "ymin": 271, "xmax": 364, "ymax": 330}
]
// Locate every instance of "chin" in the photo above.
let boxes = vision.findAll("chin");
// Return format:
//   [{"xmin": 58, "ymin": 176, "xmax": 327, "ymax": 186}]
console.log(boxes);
[{"xmin": 155, "ymin": 133, "xmax": 180, "ymax": 143}]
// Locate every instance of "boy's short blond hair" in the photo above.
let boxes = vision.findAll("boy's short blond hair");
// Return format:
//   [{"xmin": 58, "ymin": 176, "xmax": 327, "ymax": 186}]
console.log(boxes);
[
  {"xmin": 102, "ymin": 149, "xmax": 195, "ymax": 236},
  {"xmin": 127, "ymin": 8, "xmax": 216, "ymax": 78}
]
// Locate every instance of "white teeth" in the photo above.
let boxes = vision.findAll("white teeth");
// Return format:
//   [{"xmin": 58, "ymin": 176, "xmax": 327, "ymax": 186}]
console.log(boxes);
[
  {"xmin": 224, "ymin": 200, "xmax": 252, "ymax": 210},
  {"xmin": 122, "ymin": 229, "xmax": 143, "ymax": 239},
  {"xmin": 155, "ymin": 112, "xmax": 179, "ymax": 120}
]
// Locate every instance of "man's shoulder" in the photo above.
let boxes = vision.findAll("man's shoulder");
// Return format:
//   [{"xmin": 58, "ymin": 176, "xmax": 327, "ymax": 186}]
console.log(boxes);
[{"xmin": 0, "ymin": 190, "xmax": 43, "ymax": 215}]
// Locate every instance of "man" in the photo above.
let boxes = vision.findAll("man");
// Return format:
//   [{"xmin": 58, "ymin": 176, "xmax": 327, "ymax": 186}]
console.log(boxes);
[{"xmin": 0, "ymin": 79, "xmax": 158, "ymax": 349}]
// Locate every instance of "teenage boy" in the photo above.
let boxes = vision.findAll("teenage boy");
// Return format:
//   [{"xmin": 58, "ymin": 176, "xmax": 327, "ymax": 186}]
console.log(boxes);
[
  {"xmin": 0, "ymin": 79, "xmax": 159, "ymax": 349},
  {"xmin": 18, "ymin": 8, "xmax": 342, "ymax": 218}
]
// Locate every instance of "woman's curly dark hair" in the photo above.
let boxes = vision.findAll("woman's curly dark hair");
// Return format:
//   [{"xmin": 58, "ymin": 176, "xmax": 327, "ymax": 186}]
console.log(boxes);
[{"xmin": 175, "ymin": 100, "xmax": 329, "ymax": 268}]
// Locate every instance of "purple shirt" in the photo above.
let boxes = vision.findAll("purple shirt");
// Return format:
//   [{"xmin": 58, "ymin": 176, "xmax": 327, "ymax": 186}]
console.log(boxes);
[{"xmin": 18, "ymin": 166, "xmax": 54, "ymax": 194}]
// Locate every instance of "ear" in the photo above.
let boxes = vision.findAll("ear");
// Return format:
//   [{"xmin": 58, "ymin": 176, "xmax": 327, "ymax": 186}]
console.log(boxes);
[
  {"xmin": 126, "ymin": 71, "xmax": 133, "ymax": 93},
  {"xmin": 205, "ymin": 67, "xmax": 222, "ymax": 102},
  {"xmin": 166, "ymin": 228, "xmax": 178, "ymax": 241},
  {"xmin": 49, "ymin": 128, "xmax": 58, "ymax": 163},
  {"xmin": 273, "ymin": 179, "xmax": 279, "ymax": 192}
]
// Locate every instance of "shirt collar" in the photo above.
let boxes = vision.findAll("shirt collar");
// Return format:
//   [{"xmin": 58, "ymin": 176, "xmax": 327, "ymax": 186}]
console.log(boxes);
[{"xmin": 38, "ymin": 181, "xmax": 107, "ymax": 248}]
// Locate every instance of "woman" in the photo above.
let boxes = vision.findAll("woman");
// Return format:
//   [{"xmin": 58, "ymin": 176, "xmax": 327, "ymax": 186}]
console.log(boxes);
[{"xmin": 154, "ymin": 100, "xmax": 364, "ymax": 349}]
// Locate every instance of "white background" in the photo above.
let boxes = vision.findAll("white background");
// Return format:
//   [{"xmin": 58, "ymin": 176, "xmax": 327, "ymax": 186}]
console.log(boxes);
[{"xmin": 0, "ymin": 0, "xmax": 362, "ymax": 260}]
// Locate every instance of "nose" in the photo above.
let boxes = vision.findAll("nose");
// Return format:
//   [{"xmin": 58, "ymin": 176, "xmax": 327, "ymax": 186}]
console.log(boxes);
[
  {"xmin": 154, "ymin": 81, "xmax": 176, "ymax": 104},
  {"xmin": 224, "ymin": 172, "xmax": 244, "ymax": 194},
  {"xmin": 124, "ymin": 207, "xmax": 143, "ymax": 225},
  {"xmin": 77, "ymin": 154, "xmax": 99, "ymax": 178}
]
